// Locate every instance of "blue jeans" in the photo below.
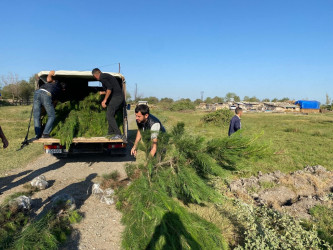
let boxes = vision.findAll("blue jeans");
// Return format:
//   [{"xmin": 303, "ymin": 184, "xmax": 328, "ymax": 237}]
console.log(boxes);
[{"xmin": 33, "ymin": 90, "xmax": 55, "ymax": 137}]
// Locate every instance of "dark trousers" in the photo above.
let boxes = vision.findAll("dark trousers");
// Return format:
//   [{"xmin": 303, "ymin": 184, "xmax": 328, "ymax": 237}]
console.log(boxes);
[{"xmin": 107, "ymin": 96, "xmax": 124, "ymax": 135}]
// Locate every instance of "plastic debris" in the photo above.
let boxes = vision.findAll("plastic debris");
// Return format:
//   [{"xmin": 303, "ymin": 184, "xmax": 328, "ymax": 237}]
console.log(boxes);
[
  {"xmin": 9, "ymin": 195, "xmax": 32, "ymax": 211},
  {"xmin": 91, "ymin": 183, "xmax": 115, "ymax": 205},
  {"xmin": 31, "ymin": 175, "xmax": 49, "ymax": 190},
  {"xmin": 51, "ymin": 194, "xmax": 76, "ymax": 212}
]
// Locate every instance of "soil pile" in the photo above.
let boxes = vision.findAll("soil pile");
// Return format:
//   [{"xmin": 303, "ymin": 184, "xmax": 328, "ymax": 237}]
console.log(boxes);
[{"xmin": 229, "ymin": 165, "xmax": 333, "ymax": 219}]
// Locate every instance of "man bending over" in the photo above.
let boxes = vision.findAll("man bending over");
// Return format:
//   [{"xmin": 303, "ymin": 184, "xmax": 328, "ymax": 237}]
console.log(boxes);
[{"xmin": 131, "ymin": 104, "xmax": 166, "ymax": 157}]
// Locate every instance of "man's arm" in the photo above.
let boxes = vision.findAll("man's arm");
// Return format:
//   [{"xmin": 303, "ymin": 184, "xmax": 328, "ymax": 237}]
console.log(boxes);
[
  {"xmin": 234, "ymin": 118, "xmax": 241, "ymax": 131},
  {"xmin": 131, "ymin": 130, "xmax": 142, "ymax": 156},
  {"xmin": 0, "ymin": 126, "xmax": 9, "ymax": 149},
  {"xmin": 47, "ymin": 70, "xmax": 55, "ymax": 83},
  {"xmin": 101, "ymin": 89, "xmax": 112, "ymax": 108},
  {"xmin": 150, "ymin": 138, "xmax": 158, "ymax": 157}
]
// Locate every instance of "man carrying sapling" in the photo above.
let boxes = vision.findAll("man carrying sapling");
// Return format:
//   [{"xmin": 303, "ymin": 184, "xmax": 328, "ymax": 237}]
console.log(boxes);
[
  {"xmin": 92, "ymin": 68, "xmax": 124, "ymax": 140},
  {"xmin": 131, "ymin": 104, "xmax": 166, "ymax": 157}
]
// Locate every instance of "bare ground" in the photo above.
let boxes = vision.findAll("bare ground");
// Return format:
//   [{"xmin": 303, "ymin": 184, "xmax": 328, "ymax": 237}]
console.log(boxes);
[{"xmin": 0, "ymin": 152, "xmax": 134, "ymax": 249}]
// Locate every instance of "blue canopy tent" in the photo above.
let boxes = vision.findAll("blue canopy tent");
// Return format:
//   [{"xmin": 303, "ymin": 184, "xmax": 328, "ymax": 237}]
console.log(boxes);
[{"xmin": 295, "ymin": 100, "xmax": 320, "ymax": 109}]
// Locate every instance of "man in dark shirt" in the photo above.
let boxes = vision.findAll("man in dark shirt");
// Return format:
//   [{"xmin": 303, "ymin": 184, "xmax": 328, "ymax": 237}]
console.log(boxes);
[
  {"xmin": 92, "ymin": 68, "xmax": 124, "ymax": 140},
  {"xmin": 131, "ymin": 104, "xmax": 165, "ymax": 157},
  {"xmin": 33, "ymin": 70, "xmax": 65, "ymax": 138},
  {"xmin": 228, "ymin": 107, "xmax": 243, "ymax": 136}
]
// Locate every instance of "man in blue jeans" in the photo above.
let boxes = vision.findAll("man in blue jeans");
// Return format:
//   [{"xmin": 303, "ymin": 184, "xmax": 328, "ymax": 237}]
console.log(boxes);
[{"xmin": 34, "ymin": 70, "xmax": 64, "ymax": 139}]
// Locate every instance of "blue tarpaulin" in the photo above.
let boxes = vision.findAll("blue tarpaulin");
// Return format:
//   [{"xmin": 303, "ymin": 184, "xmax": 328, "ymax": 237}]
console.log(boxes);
[{"xmin": 295, "ymin": 100, "xmax": 320, "ymax": 109}]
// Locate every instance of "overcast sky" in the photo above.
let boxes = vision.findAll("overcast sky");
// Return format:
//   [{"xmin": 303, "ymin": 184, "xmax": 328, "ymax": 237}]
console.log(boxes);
[{"xmin": 0, "ymin": 0, "xmax": 332, "ymax": 103}]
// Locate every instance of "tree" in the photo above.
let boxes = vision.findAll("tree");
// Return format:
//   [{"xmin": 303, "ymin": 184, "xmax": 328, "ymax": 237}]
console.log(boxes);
[
  {"xmin": 126, "ymin": 91, "xmax": 132, "ymax": 103},
  {"xmin": 141, "ymin": 96, "xmax": 159, "ymax": 104},
  {"xmin": 19, "ymin": 80, "xmax": 34, "ymax": 104},
  {"xmin": 211, "ymin": 96, "xmax": 224, "ymax": 103},
  {"xmin": 243, "ymin": 96, "xmax": 250, "ymax": 101},
  {"xmin": 193, "ymin": 99, "xmax": 202, "ymax": 105},
  {"xmin": 170, "ymin": 99, "xmax": 195, "ymax": 111},
  {"xmin": 225, "ymin": 92, "xmax": 240, "ymax": 102},
  {"xmin": 326, "ymin": 93, "xmax": 331, "ymax": 105},
  {"xmin": 262, "ymin": 98, "xmax": 270, "ymax": 102},
  {"xmin": 278, "ymin": 97, "xmax": 290, "ymax": 102},
  {"xmin": 271, "ymin": 98, "xmax": 278, "ymax": 102},
  {"xmin": 0, "ymin": 73, "xmax": 20, "ymax": 102},
  {"xmin": 160, "ymin": 97, "xmax": 174, "ymax": 103},
  {"xmin": 204, "ymin": 97, "xmax": 213, "ymax": 104}
]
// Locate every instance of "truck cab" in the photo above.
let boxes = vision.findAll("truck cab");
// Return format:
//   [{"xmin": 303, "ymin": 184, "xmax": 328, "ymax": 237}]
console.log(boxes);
[{"xmin": 33, "ymin": 70, "xmax": 128, "ymax": 156}]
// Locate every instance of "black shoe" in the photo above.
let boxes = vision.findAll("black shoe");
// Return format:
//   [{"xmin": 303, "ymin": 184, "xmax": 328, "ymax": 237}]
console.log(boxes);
[{"xmin": 42, "ymin": 134, "xmax": 51, "ymax": 138}]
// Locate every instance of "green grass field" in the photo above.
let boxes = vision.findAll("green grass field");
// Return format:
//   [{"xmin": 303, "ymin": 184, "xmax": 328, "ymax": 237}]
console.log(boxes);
[
  {"xmin": 0, "ymin": 106, "xmax": 44, "ymax": 174},
  {"xmin": 152, "ymin": 109, "xmax": 333, "ymax": 177},
  {"xmin": 1, "ymin": 105, "xmax": 332, "ymax": 177}
]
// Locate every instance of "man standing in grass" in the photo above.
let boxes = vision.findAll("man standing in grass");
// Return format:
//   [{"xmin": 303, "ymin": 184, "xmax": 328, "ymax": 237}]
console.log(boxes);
[
  {"xmin": 131, "ymin": 104, "xmax": 166, "ymax": 157},
  {"xmin": 92, "ymin": 68, "xmax": 124, "ymax": 140},
  {"xmin": 228, "ymin": 107, "xmax": 243, "ymax": 136},
  {"xmin": 0, "ymin": 126, "xmax": 9, "ymax": 148}
]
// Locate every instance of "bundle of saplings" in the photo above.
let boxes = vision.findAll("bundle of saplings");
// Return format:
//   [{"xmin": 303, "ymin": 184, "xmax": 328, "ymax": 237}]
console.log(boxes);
[
  {"xmin": 42, "ymin": 93, "xmax": 123, "ymax": 148},
  {"xmin": 116, "ymin": 122, "xmax": 269, "ymax": 249}
]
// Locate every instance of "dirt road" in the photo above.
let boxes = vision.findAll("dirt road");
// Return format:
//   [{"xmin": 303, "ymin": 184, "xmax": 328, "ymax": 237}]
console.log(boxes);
[{"xmin": 0, "ymin": 112, "xmax": 137, "ymax": 250}]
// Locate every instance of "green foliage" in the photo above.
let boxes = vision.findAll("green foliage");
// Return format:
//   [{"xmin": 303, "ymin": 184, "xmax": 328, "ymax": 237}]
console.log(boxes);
[
  {"xmin": 117, "ymin": 123, "xmax": 230, "ymax": 249},
  {"xmin": 170, "ymin": 99, "xmax": 195, "ymax": 111},
  {"xmin": 0, "ymin": 191, "xmax": 81, "ymax": 250},
  {"xmin": 0, "ymin": 203, "xmax": 29, "ymax": 249},
  {"xmin": 118, "ymin": 177, "xmax": 227, "ymax": 250},
  {"xmin": 233, "ymin": 201, "xmax": 330, "ymax": 249},
  {"xmin": 225, "ymin": 92, "xmax": 240, "ymax": 102},
  {"xmin": 201, "ymin": 109, "xmax": 233, "ymax": 126},
  {"xmin": 243, "ymin": 96, "xmax": 260, "ymax": 102},
  {"xmin": 307, "ymin": 205, "xmax": 333, "ymax": 245},
  {"xmin": 206, "ymin": 132, "xmax": 271, "ymax": 170},
  {"xmin": 12, "ymin": 210, "xmax": 82, "ymax": 250},
  {"xmin": 102, "ymin": 170, "xmax": 120, "ymax": 181},
  {"xmin": 44, "ymin": 93, "xmax": 124, "ymax": 148},
  {"xmin": 117, "ymin": 122, "xmax": 276, "ymax": 248}
]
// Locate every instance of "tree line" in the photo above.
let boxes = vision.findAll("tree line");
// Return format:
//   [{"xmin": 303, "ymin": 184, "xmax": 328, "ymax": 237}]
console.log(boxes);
[
  {"xmin": 0, "ymin": 73, "xmax": 36, "ymax": 105},
  {"xmin": 129, "ymin": 92, "xmax": 293, "ymax": 105}
]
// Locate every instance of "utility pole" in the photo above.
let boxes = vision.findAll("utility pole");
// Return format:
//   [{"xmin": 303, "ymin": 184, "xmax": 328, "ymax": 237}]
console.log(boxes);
[
  {"xmin": 118, "ymin": 63, "xmax": 121, "ymax": 73},
  {"xmin": 134, "ymin": 83, "xmax": 138, "ymax": 101},
  {"xmin": 200, "ymin": 91, "xmax": 204, "ymax": 101}
]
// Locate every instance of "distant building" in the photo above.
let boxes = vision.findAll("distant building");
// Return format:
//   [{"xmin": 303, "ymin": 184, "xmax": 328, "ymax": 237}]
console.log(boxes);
[{"xmin": 295, "ymin": 100, "xmax": 320, "ymax": 113}]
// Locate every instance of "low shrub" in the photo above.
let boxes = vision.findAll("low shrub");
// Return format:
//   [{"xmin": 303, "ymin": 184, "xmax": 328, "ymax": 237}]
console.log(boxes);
[
  {"xmin": 232, "ymin": 201, "xmax": 330, "ymax": 249},
  {"xmin": 201, "ymin": 109, "xmax": 233, "ymax": 126},
  {"xmin": 170, "ymin": 99, "xmax": 195, "ymax": 111}
]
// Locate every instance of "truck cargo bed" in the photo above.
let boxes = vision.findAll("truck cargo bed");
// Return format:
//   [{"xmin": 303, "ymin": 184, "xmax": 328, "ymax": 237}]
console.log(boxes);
[{"xmin": 33, "ymin": 137, "xmax": 125, "ymax": 144}]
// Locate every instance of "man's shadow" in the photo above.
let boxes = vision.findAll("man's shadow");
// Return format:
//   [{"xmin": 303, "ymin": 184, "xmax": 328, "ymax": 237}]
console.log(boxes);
[
  {"xmin": 146, "ymin": 212, "xmax": 201, "ymax": 250},
  {"xmin": 0, "ymin": 160, "xmax": 67, "ymax": 194},
  {"xmin": 36, "ymin": 173, "xmax": 97, "ymax": 218}
]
